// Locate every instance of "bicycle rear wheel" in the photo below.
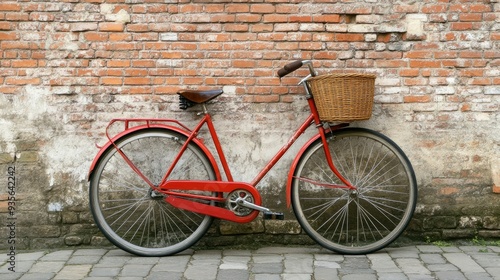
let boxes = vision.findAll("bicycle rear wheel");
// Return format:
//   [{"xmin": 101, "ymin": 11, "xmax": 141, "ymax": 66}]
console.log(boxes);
[
  {"xmin": 89, "ymin": 128, "xmax": 216, "ymax": 256},
  {"xmin": 291, "ymin": 127, "xmax": 417, "ymax": 254}
]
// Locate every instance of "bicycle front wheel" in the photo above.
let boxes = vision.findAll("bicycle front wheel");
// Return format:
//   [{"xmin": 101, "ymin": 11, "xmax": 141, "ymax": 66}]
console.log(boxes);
[
  {"xmin": 89, "ymin": 128, "xmax": 216, "ymax": 256},
  {"xmin": 291, "ymin": 127, "xmax": 417, "ymax": 254}
]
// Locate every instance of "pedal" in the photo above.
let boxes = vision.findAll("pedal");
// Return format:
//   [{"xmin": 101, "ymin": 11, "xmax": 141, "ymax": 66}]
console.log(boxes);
[{"xmin": 263, "ymin": 212, "xmax": 285, "ymax": 220}]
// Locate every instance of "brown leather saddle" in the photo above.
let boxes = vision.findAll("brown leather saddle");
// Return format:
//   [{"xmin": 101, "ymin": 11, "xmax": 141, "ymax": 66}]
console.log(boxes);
[{"xmin": 177, "ymin": 89, "xmax": 223, "ymax": 104}]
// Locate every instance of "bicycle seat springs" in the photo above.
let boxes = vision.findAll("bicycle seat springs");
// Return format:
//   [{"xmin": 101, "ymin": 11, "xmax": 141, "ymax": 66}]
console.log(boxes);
[{"xmin": 179, "ymin": 95, "xmax": 194, "ymax": 110}]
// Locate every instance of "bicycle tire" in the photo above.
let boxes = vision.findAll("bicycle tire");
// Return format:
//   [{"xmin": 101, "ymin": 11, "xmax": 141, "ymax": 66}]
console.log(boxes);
[
  {"xmin": 291, "ymin": 127, "xmax": 417, "ymax": 254},
  {"xmin": 89, "ymin": 128, "xmax": 216, "ymax": 256}
]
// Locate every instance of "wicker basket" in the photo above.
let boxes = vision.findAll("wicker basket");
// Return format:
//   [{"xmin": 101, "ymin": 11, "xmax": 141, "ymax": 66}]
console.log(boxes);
[{"xmin": 307, "ymin": 73, "xmax": 376, "ymax": 122}]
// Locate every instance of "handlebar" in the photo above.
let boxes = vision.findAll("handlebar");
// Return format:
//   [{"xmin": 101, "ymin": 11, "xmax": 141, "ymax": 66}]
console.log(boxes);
[
  {"xmin": 277, "ymin": 60, "xmax": 316, "ymax": 78},
  {"xmin": 277, "ymin": 60, "xmax": 303, "ymax": 77}
]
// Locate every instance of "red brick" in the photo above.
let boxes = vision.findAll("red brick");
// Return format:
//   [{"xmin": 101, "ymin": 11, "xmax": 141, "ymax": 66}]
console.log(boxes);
[
  {"xmin": 335, "ymin": 33, "xmax": 364, "ymax": 42},
  {"xmin": 405, "ymin": 51, "xmax": 433, "ymax": 59},
  {"xmin": 0, "ymin": 31, "xmax": 17, "ymax": 40},
  {"xmin": 393, "ymin": 4, "xmax": 420, "ymax": 13},
  {"xmin": 205, "ymin": 4, "xmax": 224, "ymax": 13},
  {"xmin": 127, "ymin": 24, "xmax": 148, "ymax": 32},
  {"xmin": 125, "ymin": 87, "xmax": 153, "ymax": 94},
  {"xmin": 313, "ymin": 14, "xmax": 341, "ymax": 23},
  {"xmin": 400, "ymin": 69, "xmax": 420, "ymax": 77},
  {"xmin": 146, "ymin": 5, "xmax": 168, "ymax": 13},
  {"xmin": 276, "ymin": 5, "xmax": 299, "ymax": 14},
  {"xmin": 434, "ymin": 51, "xmax": 458, "ymax": 59},
  {"xmin": 0, "ymin": 22, "xmax": 12, "ymax": 30},
  {"xmin": 171, "ymin": 23, "xmax": 197, "ymax": 32},
  {"xmin": 124, "ymin": 77, "xmax": 150, "ymax": 85},
  {"xmin": 232, "ymin": 33, "xmax": 256, "ymax": 41},
  {"xmin": 236, "ymin": 14, "xmax": 261, "ymax": 23},
  {"xmin": 0, "ymin": 86, "xmax": 17, "ymax": 94},
  {"xmin": 133, "ymin": 33, "xmax": 158, "ymax": 41},
  {"xmin": 436, "ymin": 69, "xmax": 455, "ymax": 77},
  {"xmin": 109, "ymin": 33, "xmax": 132, "ymax": 41},
  {"xmin": 0, "ymin": 3, "xmax": 21, "ymax": 11},
  {"xmin": 251, "ymin": 4, "xmax": 275, "ymax": 14},
  {"xmin": 249, "ymin": 41, "xmax": 273, "ymax": 50},
  {"xmin": 275, "ymin": 42, "xmax": 298, "ymax": 50},
  {"xmin": 131, "ymin": 60, "xmax": 155, "ymax": 68},
  {"xmin": 1, "ymin": 41, "xmax": 29, "ymax": 49},
  {"xmin": 449, "ymin": 4, "xmax": 469, "ymax": 12},
  {"xmin": 366, "ymin": 51, "xmax": 403, "ymax": 59},
  {"xmin": 451, "ymin": 22, "xmax": 474, "ymax": 31},
  {"xmin": 226, "ymin": 4, "xmax": 250, "ymax": 13},
  {"xmin": 470, "ymin": 4, "xmax": 491, "ymax": 13},
  {"xmin": 5, "ymin": 77, "xmax": 40, "ymax": 85},
  {"xmin": 460, "ymin": 69, "xmax": 484, "ymax": 77},
  {"xmin": 11, "ymin": 60, "xmax": 37, "ymax": 68},
  {"xmin": 6, "ymin": 13, "xmax": 29, "ymax": 21},
  {"xmin": 84, "ymin": 32, "xmax": 108, "ymax": 41},
  {"xmin": 155, "ymin": 85, "xmax": 181, "ymax": 94},
  {"xmin": 101, "ymin": 77, "xmax": 122, "ymax": 85},
  {"xmin": 250, "ymin": 95, "xmax": 279, "ymax": 103},
  {"xmin": 107, "ymin": 60, "xmax": 130, "ymax": 68},
  {"xmin": 289, "ymin": 15, "xmax": 312, "ymax": 23},
  {"xmin": 469, "ymin": 78, "xmax": 491, "ymax": 85},
  {"xmin": 71, "ymin": 22, "xmax": 98, "ymax": 32},
  {"xmin": 211, "ymin": 14, "xmax": 235, "ymax": 23},
  {"xmin": 404, "ymin": 78, "xmax": 428, "ymax": 86},
  {"xmin": 263, "ymin": 14, "xmax": 287, "ymax": 23},
  {"xmin": 232, "ymin": 60, "xmax": 256, "ymax": 68},
  {"xmin": 299, "ymin": 42, "xmax": 323, "ymax": 50},
  {"xmin": 99, "ymin": 22, "xmax": 124, "ymax": 32},
  {"xmin": 422, "ymin": 4, "xmax": 447, "ymax": 13},
  {"xmin": 459, "ymin": 13, "xmax": 483, "ymax": 22},
  {"xmin": 224, "ymin": 24, "xmax": 248, "ymax": 32},
  {"xmin": 199, "ymin": 42, "xmax": 222, "ymax": 50},
  {"xmin": 404, "ymin": 95, "xmax": 431, "ymax": 103},
  {"xmin": 459, "ymin": 51, "xmax": 483, "ymax": 58},
  {"xmin": 409, "ymin": 60, "xmax": 441, "ymax": 68},
  {"xmin": 171, "ymin": 42, "xmax": 197, "ymax": 50},
  {"xmin": 179, "ymin": 5, "xmax": 203, "ymax": 13},
  {"xmin": 183, "ymin": 77, "xmax": 203, "ymax": 85}
]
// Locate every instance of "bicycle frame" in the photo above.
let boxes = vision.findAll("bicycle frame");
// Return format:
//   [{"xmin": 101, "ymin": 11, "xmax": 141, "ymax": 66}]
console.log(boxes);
[
  {"xmin": 158, "ymin": 100, "xmax": 353, "ymax": 189},
  {"xmin": 88, "ymin": 63, "xmax": 357, "ymax": 223}
]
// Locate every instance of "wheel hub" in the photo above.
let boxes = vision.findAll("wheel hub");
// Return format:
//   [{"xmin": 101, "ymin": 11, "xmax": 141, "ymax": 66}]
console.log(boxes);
[{"xmin": 148, "ymin": 188, "xmax": 165, "ymax": 200}]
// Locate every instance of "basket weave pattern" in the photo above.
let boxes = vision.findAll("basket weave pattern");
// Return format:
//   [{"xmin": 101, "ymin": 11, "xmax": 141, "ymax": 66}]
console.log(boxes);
[{"xmin": 307, "ymin": 73, "xmax": 376, "ymax": 122}]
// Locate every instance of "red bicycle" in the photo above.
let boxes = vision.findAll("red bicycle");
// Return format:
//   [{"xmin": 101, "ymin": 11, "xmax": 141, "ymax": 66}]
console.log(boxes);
[{"xmin": 88, "ymin": 60, "xmax": 417, "ymax": 256}]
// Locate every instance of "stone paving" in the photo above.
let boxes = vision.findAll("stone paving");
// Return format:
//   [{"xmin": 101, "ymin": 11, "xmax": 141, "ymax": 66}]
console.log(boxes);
[{"xmin": 1, "ymin": 245, "xmax": 499, "ymax": 280}]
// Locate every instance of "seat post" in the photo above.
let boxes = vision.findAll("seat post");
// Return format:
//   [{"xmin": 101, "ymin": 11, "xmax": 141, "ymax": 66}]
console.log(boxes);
[{"xmin": 201, "ymin": 103, "xmax": 209, "ymax": 115}]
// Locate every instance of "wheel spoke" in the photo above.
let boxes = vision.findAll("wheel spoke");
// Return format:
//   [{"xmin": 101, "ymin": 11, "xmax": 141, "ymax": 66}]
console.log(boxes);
[
  {"xmin": 89, "ymin": 129, "xmax": 216, "ymax": 256},
  {"xmin": 292, "ymin": 128, "xmax": 416, "ymax": 254}
]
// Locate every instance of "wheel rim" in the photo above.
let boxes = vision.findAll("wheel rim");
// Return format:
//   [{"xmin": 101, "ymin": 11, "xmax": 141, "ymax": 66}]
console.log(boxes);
[
  {"xmin": 90, "ymin": 130, "xmax": 215, "ymax": 256},
  {"xmin": 293, "ymin": 129, "xmax": 416, "ymax": 253}
]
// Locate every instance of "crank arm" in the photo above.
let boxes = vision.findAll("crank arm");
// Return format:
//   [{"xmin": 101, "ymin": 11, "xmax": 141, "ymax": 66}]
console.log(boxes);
[
  {"xmin": 234, "ymin": 199, "xmax": 283, "ymax": 220},
  {"xmin": 235, "ymin": 198, "xmax": 270, "ymax": 212}
]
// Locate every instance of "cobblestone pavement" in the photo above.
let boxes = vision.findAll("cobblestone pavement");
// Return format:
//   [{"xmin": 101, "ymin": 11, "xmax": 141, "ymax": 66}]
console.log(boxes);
[{"xmin": 1, "ymin": 245, "xmax": 500, "ymax": 280}]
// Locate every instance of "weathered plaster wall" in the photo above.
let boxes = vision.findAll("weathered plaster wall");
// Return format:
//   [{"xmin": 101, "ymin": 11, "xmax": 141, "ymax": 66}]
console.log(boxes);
[{"xmin": 0, "ymin": 0, "xmax": 499, "ymax": 250}]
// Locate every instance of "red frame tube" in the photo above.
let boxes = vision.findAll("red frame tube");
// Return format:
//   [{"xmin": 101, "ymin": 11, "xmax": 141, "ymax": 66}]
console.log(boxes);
[{"xmin": 92, "ymin": 92, "xmax": 356, "ymax": 222}]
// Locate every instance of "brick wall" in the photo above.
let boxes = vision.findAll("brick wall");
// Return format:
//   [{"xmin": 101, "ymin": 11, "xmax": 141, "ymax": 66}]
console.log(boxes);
[{"xmin": 0, "ymin": 0, "xmax": 499, "ymax": 249}]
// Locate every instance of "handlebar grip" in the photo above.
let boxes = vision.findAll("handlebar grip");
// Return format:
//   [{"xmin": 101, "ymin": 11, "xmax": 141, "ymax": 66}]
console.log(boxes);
[{"xmin": 277, "ymin": 60, "xmax": 303, "ymax": 77}]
